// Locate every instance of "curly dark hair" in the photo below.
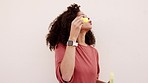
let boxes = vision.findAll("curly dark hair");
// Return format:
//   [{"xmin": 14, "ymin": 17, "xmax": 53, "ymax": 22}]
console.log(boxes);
[{"xmin": 46, "ymin": 3, "xmax": 96, "ymax": 51}]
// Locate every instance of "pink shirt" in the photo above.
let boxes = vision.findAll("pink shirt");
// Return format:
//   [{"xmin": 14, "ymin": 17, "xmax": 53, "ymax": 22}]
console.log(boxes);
[{"xmin": 55, "ymin": 43, "xmax": 100, "ymax": 83}]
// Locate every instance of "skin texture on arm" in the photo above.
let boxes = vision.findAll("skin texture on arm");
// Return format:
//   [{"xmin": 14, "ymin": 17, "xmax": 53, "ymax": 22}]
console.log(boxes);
[{"xmin": 60, "ymin": 46, "xmax": 76, "ymax": 81}]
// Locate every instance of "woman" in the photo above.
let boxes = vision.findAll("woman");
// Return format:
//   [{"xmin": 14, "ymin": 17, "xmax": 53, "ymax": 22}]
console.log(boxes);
[{"xmin": 46, "ymin": 4, "xmax": 109, "ymax": 83}]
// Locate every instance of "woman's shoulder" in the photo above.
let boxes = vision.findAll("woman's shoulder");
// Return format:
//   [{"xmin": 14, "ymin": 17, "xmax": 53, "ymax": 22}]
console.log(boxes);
[
  {"xmin": 89, "ymin": 45, "xmax": 99, "ymax": 54},
  {"xmin": 89, "ymin": 45, "xmax": 97, "ymax": 50}
]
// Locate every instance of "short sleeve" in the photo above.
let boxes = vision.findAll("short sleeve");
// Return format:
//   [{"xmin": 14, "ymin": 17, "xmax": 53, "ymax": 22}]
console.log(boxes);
[{"xmin": 55, "ymin": 43, "xmax": 74, "ymax": 83}]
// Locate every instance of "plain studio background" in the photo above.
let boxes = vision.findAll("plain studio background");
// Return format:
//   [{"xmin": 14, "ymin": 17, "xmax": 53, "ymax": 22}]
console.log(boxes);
[{"xmin": 0, "ymin": 0, "xmax": 148, "ymax": 83}]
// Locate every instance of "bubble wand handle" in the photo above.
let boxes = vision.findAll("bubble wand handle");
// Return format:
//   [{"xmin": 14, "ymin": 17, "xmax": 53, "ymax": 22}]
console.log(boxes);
[{"xmin": 110, "ymin": 72, "xmax": 114, "ymax": 83}]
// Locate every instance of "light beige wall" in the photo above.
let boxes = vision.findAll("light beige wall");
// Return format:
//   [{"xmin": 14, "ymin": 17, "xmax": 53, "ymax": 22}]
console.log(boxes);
[{"xmin": 0, "ymin": 0, "xmax": 148, "ymax": 83}]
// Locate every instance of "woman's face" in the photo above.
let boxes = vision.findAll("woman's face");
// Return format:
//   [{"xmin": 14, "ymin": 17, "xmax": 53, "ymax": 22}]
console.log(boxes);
[{"xmin": 77, "ymin": 11, "xmax": 92, "ymax": 31}]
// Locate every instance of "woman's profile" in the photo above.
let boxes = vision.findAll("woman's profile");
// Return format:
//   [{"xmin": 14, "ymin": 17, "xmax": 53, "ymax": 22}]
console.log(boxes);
[{"xmin": 46, "ymin": 3, "xmax": 110, "ymax": 83}]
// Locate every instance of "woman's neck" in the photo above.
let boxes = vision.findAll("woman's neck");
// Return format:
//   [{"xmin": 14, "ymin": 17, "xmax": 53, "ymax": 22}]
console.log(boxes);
[{"xmin": 77, "ymin": 31, "xmax": 87, "ymax": 46}]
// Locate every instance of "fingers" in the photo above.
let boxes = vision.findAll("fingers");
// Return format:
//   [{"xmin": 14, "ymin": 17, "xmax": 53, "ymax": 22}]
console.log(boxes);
[
  {"xmin": 72, "ymin": 15, "xmax": 84, "ymax": 26},
  {"xmin": 76, "ymin": 19, "xmax": 83, "ymax": 26},
  {"xmin": 69, "ymin": 15, "xmax": 84, "ymax": 40},
  {"xmin": 73, "ymin": 15, "xmax": 84, "ymax": 22}
]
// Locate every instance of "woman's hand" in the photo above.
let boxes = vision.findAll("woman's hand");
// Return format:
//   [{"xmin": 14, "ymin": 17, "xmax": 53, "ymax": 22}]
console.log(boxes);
[{"xmin": 69, "ymin": 15, "xmax": 84, "ymax": 41}]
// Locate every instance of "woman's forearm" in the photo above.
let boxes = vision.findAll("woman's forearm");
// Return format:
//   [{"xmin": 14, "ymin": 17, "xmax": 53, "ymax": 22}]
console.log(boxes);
[{"xmin": 60, "ymin": 45, "xmax": 76, "ymax": 82}]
